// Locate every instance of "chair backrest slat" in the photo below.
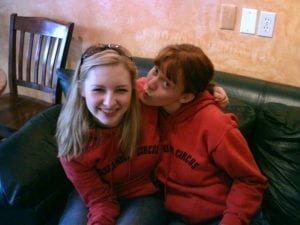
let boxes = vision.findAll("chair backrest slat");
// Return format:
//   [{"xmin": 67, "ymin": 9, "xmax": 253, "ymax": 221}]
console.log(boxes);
[
  {"xmin": 47, "ymin": 37, "xmax": 58, "ymax": 88},
  {"xmin": 18, "ymin": 31, "xmax": 25, "ymax": 82},
  {"xmin": 33, "ymin": 35, "xmax": 43, "ymax": 86},
  {"xmin": 41, "ymin": 36, "xmax": 51, "ymax": 87},
  {"xmin": 26, "ymin": 33, "xmax": 34, "ymax": 82}
]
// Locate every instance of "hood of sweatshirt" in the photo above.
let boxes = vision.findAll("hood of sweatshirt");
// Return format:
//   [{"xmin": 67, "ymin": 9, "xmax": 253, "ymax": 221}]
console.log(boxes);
[{"xmin": 159, "ymin": 90, "xmax": 216, "ymax": 127}]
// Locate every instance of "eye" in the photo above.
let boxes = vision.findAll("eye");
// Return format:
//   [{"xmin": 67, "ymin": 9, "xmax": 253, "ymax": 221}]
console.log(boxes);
[
  {"xmin": 163, "ymin": 81, "xmax": 171, "ymax": 88},
  {"xmin": 116, "ymin": 88, "xmax": 128, "ymax": 93},
  {"xmin": 92, "ymin": 87, "xmax": 105, "ymax": 93}
]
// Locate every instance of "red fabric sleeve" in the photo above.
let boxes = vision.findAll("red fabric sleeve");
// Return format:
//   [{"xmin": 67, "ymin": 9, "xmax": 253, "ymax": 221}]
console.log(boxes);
[
  {"xmin": 212, "ymin": 128, "xmax": 268, "ymax": 225},
  {"xmin": 60, "ymin": 158, "xmax": 119, "ymax": 225}
]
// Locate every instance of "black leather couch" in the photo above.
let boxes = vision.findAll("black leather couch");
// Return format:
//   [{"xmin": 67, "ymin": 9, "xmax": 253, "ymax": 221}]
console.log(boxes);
[{"xmin": 0, "ymin": 57, "xmax": 300, "ymax": 225}]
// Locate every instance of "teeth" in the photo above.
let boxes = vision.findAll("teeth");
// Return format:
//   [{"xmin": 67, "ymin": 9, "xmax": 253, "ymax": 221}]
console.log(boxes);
[{"xmin": 102, "ymin": 109, "xmax": 116, "ymax": 113}]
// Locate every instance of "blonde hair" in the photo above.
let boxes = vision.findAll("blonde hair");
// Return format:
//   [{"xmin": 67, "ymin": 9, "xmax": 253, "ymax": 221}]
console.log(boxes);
[{"xmin": 56, "ymin": 46, "xmax": 141, "ymax": 160}]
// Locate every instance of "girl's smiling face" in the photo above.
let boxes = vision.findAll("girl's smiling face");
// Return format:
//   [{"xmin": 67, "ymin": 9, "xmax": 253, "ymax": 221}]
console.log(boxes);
[{"xmin": 82, "ymin": 64, "xmax": 132, "ymax": 128}]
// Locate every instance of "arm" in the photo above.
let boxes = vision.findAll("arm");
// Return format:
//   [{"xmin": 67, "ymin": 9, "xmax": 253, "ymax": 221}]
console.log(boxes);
[
  {"xmin": 212, "ymin": 128, "xmax": 268, "ymax": 225},
  {"xmin": 60, "ymin": 157, "xmax": 119, "ymax": 225}
]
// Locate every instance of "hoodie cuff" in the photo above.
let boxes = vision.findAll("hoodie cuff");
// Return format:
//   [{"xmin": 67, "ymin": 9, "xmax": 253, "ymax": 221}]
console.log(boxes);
[{"xmin": 220, "ymin": 213, "xmax": 242, "ymax": 225}]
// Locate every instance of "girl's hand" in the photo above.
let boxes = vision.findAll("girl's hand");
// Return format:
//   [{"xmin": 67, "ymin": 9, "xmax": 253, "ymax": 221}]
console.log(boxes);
[{"xmin": 213, "ymin": 86, "xmax": 229, "ymax": 108}]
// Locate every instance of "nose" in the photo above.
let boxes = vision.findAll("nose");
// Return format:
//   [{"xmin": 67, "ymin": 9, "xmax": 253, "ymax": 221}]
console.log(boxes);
[
  {"xmin": 147, "ymin": 76, "xmax": 158, "ymax": 90},
  {"xmin": 103, "ymin": 92, "xmax": 116, "ymax": 108}
]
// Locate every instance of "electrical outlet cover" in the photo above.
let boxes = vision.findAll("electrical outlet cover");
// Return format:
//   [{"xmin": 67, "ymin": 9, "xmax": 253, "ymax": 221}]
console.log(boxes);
[{"xmin": 257, "ymin": 11, "xmax": 276, "ymax": 37}]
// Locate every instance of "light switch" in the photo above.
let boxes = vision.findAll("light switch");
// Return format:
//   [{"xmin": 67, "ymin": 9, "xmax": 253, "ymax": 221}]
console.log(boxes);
[
  {"xmin": 240, "ymin": 8, "xmax": 258, "ymax": 34},
  {"xmin": 219, "ymin": 4, "xmax": 237, "ymax": 30}
]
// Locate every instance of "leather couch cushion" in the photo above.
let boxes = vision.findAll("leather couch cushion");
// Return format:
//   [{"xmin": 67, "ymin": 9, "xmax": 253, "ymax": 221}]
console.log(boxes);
[
  {"xmin": 214, "ymin": 72, "xmax": 266, "ymax": 110},
  {"xmin": 0, "ymin": 208, "xmax": 36, "ymax": 225},
  {"xmin": 0, "ymin": 105, "xmax": 71, "ymax": 224},
  {"xmin": 133, "ymin": 57, "xmax": 154, "ymax": 76},
  {"xmin": 251, "ymin": 102, "xmax": 300, "ymax": 225},
  {"xmin": 224, "ymin": 98, "xmax": 256, "ymax": 141}
]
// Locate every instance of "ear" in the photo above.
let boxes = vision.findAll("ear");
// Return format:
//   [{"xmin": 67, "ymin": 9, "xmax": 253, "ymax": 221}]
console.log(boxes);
[{"xmin": 179, "ymin": 93, "xmax": 195, "ymax": 104}]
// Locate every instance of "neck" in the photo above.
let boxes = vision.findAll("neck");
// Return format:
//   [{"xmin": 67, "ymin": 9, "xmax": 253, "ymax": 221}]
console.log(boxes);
[{"xmin": 161, "ymin": 102, "xmax": 182, "ymax": 114}]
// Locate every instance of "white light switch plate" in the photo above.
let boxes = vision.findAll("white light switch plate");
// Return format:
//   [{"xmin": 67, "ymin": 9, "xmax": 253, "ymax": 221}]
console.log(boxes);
[{"xmin": 240, "ymin": 8, "xmax": 257, "ymax": 34}]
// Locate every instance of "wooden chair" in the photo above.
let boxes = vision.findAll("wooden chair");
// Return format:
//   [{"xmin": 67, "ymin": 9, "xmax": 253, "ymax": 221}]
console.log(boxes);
[{"xmin": 0, "ymin": 13, "xmax": 74, "ymax": 138}]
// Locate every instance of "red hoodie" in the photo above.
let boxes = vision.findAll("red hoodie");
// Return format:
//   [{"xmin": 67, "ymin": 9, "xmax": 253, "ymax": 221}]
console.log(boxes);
[
  {"xmin": 60, "ymin": 101, "xmax": 160, "ymax": 225},
  {"xmin": 156, "ymin": 91, "xmax": 268, "ymax": 225}
]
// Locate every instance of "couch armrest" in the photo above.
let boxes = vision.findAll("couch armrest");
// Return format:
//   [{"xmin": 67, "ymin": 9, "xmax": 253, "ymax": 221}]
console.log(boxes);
[{"xmin": 0, "ymin": 105, "xmax": 70, "ymax": 209}]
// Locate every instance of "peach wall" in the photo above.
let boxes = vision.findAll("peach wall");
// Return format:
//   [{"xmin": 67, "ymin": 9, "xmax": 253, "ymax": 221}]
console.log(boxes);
[{"xmin": 0, "ymin": 0, "xmax": 299, "ymax": 98}]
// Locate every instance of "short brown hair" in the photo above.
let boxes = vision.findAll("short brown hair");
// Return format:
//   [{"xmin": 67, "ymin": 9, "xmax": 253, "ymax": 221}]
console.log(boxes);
[{"xmin": 154, "ymin": 43, "xmax": 214, "ymax": 94}]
